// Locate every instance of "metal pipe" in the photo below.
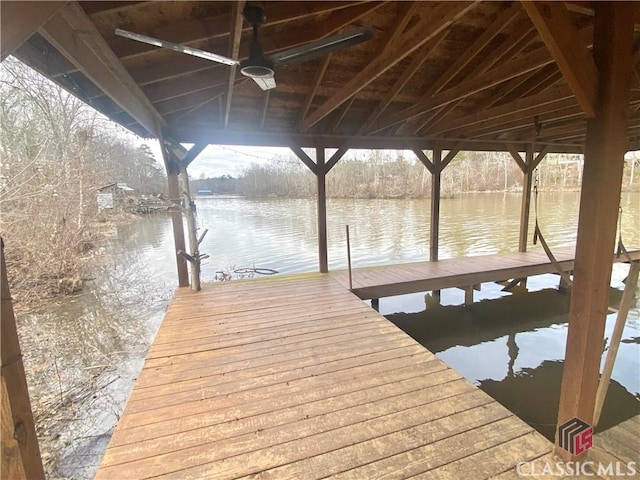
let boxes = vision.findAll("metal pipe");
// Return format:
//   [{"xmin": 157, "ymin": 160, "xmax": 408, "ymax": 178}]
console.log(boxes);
[{"xmin": 346, "ymin": 225, "xmax": 353, "ymax": 290}]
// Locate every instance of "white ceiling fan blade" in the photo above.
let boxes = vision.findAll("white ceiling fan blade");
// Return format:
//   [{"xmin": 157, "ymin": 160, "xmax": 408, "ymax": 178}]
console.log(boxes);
[
  {"xmin": 251, "ymin": 76, "xmax": 276, "ymax": 91},
  {"xmin": 115, "ymin": 29, "xmax": 239, "ymax": 66},
  {"xmin": 271, "ymin": 26, "xmax": 374, "ymax": 66}
]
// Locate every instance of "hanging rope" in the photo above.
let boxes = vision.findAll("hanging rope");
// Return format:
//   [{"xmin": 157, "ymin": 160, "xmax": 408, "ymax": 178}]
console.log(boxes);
[{"xmin": 530, "ymin": 117, "xmax": 574, "ymax": 288}]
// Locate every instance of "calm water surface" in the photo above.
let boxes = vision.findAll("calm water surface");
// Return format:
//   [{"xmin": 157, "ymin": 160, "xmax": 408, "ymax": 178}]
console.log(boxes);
[{"xmin": 22, "ymin": 191, "xmax": 640, "ymax": 477}]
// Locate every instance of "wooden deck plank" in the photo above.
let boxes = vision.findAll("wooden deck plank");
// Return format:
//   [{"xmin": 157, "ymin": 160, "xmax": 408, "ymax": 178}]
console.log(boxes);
[
  {"xmin": 103, "ymin": 371, "xmax": 466, "ymax": 467},
  {"xmin": 321, "ymin": 417, "xmax": 534, "ymax": 480},
  {"xmin": 590, "ymin": 414, "xmax": 640, "ymax": 465},
  {"xmin": 97, "ymin": 271, "xmax": 556, "ymax": 479},
  {"xmin": 109, "ymin": 355, "xmax": 441, "ymax": 447},
  {"xmin": 99, "ymin": 376, "xmax": 478, "ymax": 478}
]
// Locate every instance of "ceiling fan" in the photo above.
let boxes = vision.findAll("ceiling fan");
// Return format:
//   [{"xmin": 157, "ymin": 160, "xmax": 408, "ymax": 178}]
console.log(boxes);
[{"xmin": 115, "ymin": 2, "xmax": 374, "ymax": 91}]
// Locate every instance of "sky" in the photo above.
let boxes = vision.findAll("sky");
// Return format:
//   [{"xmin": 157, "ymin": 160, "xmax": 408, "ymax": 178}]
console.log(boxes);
[{"xmin": 143, "ymin": 140, "xmax": 294, "ymax": 178}]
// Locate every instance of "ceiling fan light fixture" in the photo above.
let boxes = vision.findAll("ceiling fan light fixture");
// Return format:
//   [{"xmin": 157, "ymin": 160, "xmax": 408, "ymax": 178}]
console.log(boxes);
[
  {"xmin": 240, "ymin": 50, "xmax": 274, "ymax": 79},
  {"xmin": 240, "ymin": 64, "xmax": 275, "ymax": 79}
]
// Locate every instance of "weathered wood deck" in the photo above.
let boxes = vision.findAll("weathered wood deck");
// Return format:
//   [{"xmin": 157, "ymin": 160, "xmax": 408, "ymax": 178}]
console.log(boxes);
[
  {"xmin": 591, "ymin": 414, "xmax": 640, "ymax": 467},
  {"xmin": 96, "ymin": 273, "xmax": 554, "ymax": 479},
  {"xmin": 329, "ymin": 247, "xmax": 640, "ymax": 300}
]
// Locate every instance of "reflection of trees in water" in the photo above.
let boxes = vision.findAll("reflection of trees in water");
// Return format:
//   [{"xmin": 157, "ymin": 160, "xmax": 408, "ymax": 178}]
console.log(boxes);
[
  {"xmin": 480, "ymin": 360, "xmax": 640, "ymax": 441},
  {"xmin": 17, "ymin": 243, "xmax": 173, "ymax": 478},
  {"xmin": 388, "ymin": 287, "xmax": 639, "ymax": 442}
]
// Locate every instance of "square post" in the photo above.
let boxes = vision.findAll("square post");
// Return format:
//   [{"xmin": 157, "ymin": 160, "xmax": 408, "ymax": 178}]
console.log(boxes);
[
  {"xmin": 555, "ymin": 2, "xmax": 634, "ymax": 460},
  {"xmin": 519, "ymin": 146, "xmax": 534, "ymax": 252},
  {"xmin": 430, "ymin": 148, "xmax": 442, "ymax": 262},
  {"xmin": 316, "ymin": 146, "xmax": 328, "ymax": 273}
]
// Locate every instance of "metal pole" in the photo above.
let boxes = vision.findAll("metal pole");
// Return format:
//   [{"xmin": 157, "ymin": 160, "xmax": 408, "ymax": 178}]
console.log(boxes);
[{"xmin": 346, "ymin": 225, "xmax": 353, "ymax": 290}]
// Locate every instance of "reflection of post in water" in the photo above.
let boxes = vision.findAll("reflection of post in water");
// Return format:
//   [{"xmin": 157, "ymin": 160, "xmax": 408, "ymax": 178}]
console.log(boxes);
[
  {"xmin": 424, "ymin": 291, "xmax": 441, "ymax": 309},
  {"xmin": 371, "ymin": 298, "xmax": 379, "ymax": 312},
  {"xmin": 507, "ymin": 333, "xmax": 519, "ymax": 378}
]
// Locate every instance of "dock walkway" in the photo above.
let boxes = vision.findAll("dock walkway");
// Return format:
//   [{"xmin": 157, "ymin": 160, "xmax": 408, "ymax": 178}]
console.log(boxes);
[
  {"xmin": 329, "ymin": 247, "xmax": 640, "ymax": 300},
  {"xmin": 96, "ymin": 273, "xmax": 553, "ymax": 479}
]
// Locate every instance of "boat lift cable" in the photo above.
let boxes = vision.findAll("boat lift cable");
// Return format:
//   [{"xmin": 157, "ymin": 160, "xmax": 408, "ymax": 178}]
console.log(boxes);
[{"xmin": 532, "ymin": 164, "xmax": 574, "ymax": 288}]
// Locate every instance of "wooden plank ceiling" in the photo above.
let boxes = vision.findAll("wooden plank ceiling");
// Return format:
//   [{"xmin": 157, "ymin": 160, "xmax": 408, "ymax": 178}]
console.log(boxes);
[{"xmin": 11, "ymin": 1, "xmax": 640, "ymax": 152}]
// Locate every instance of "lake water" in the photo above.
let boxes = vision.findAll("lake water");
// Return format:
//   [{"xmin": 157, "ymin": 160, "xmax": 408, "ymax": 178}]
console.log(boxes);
[{"xmin": 20, "ymin": 191, "xmax": 640, "ymax": 478}]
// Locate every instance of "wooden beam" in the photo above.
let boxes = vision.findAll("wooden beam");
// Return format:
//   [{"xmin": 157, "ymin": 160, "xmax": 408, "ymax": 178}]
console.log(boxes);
[
  {"xmin": 507, "ymin": 145, "xmax": 527, "ymax": 173},
  {"xmin": 593, "ymin": 260, "xmax": 639, "ymax": 427},
  {"xmin": 140, "ymin": 68, "xmax": 228, "ymax": 104},
  {"xmin": 326, "ymin": 144, "xmax": 350, "ymax": 173},
  {"xmin": 182, "ymin": 142, "xmax": 208, "ymax": 167},
  {"xmin": 111, "ymin": 1, "xmax": 367, "ymax": 60},
  {"xmin": 302, "ymin": 0, "xmax": 425, "ymax": 132},
  {"xmin": 39, "ymin": 2, "xmax": 165, "ymax": 136},
  {"xmin": 1, "ymin": 240, "xmax": 45, "ymax": 480},
  {"xmin": 289, "ymin": 143, "xmax": 317, "ymax": 175},
  {"xmin": 414, "ymin": 149, "xmax": 435, "ymax": 175},
  {"xmin": 532, "ymin": 145, "xmax": 550, "ymax": 170},
  {"xmin": 521, "ymin": 1, "xmax": 598, "ymax": 117},
  {"xmin": 301, "ymin": 2, "xmax": 477, "ymax": 131},
  {"xmin": 223, "ymin": 1, "xmax": 244, "ymax": 129},
  {"xmin": 158, "ymin": 137, "xmax": 189, "ymax": 287},
  {"xmin": 360, "ymin": 38, "xmax": 441, "ymax": 134},
  {"xmin": 329, "ymin": 96, "xmax": 356, "ymax": 133},
  {"xmin": 172, "ymin": 128, "xmax": 584, "ymax": 153},
  {"xmin": 519, "ymin": 146, "xmax": 534, "ymax": 252},
  {"xmin": 441, "ymin": 145, "xmax": 461, "ymax": 170},
  {"xmin": 457, "ymin": 104, "xmax": 582, "ymax": 141},
  {"xmin": 430, "ymin": 149, "xmax": 442, "ymax": 262},
  {"xmin": 430, "ymin": 3, "xmax": 520, "ymax": 95},
  {"xmin": 374, "ymin": 47, "xmax": 554, "ymax": 133},
  {"xmin": 2, "ymin": 376, "xmax": 26, "ymax": 480},
  {"xmin": 297, "ymin": 55, "xmax": 332, "ymax": 130},
  {"xmin": 316, "ymin": 146, "xmax": 328, "ymax": 273},
  {"xmin": 431, "ymin": 86, "xmax": 575, "ymax": 137},
  {"xmin": 416, "ymin": 18, "xmax": 538, "ymax": 135},
  {"xmin": 555, "ymin": 2, "xmax": 634, "ymax": 460},
  {"xmin": 0, "ymin": 1, "xmax": 66, "ymax": 61}
]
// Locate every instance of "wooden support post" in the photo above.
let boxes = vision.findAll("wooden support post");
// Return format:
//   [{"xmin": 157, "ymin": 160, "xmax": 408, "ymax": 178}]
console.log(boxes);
[
  {"xmin": 555, "ymin": 3, "xmax": 634, "ymax": 460},
  {"xmin": 316, "ymin": 145, "xmax": 328, "ymax": 273},
  {"xmin": 1, "ymin": 239, "xmax": 45, "ymax": 480},
  {"xmin": 593, "ymin": 261, "xmax": 639, "ymax": 427},
  {"xmin": 160, "ymin": 140, "xmax": 189, "ymax": 287},
  {"xmin": 519, "ymin": 146, "xmax": 534, "ymax": 253},
  {"xmin": 430, "ymin": 148, "xmax": 442, "ymax": 262},
  {"xmin": 464, "ymin": 286, "xmax": 474, "ymax": 307}
]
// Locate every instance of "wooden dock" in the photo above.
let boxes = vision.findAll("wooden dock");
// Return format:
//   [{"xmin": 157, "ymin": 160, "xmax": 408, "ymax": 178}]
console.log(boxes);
[
  {"xmin": 330, "ymin": 247, "xmax": 640, "ymax": 300},
  {"xmin": 96, "ymin": 273, "xmax": 554, "ymax": 479},
  {"xmin": 590, "ymin": 414, "xmax": 640, "ymax": 468}
]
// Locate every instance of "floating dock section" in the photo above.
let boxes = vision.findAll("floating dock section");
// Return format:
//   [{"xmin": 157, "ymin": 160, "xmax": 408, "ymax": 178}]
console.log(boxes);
[{"xmin": 329, "ymin": 247, "xmax": 640, "ymax": 300}]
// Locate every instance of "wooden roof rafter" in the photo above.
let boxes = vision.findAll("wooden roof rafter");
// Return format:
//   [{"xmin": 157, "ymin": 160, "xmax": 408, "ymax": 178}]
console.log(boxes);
[
  {"xmin": 522, "ymin": 1, "xmax": 598, "ymax": 117},
  {"xmin": 374, "ymin": 46, "xmax": 554, "ymax": 134},
  {"xmin": 223, "ymin": 0, "xmax": 244, "ymax": 129},
  {"xmin": 8, "ymin": 1, "xmax": 640, "ymax": 153},
  {"xmin": 295, "ymin": 1, "xmax": 383, "ymax": 130},
  {"xmin": 39, "ymin": 1, "xmax": 166, "ymax": 137},
  {"xmin": 300, "ymin": 1, "xmax": 479, "ymax": 132},
  {"xmin": 407, "ymin": 9, "xmax": 534, "ymax": 136}
]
